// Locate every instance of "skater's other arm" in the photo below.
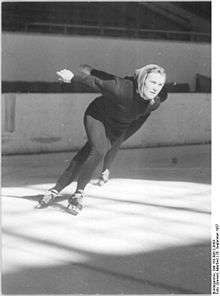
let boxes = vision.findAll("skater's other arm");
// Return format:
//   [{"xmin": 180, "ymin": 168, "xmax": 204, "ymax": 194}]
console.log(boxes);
[
  {"xmin": 123, "ymin": 114, "xmax": 150, "ymax": 141},
  {"xmin": 123, "ymin": 86, "xmax": 169, "ymax": 141}
]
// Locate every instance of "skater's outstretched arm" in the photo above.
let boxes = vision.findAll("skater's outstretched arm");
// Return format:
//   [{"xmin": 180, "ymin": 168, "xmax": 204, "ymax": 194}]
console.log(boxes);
[
  {"xmin": 56, "ymin": 66, "xmax": 133, "ymax": 101},
  {"xmin": 90, "ymin": 68, "xmax": 115, "ymax": 81}
]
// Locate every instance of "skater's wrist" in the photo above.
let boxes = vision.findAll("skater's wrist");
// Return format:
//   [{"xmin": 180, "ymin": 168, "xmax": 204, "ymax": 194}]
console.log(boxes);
[{"xmin": 79, "ymin": 64, "xmax": 93, "ymax": 75}]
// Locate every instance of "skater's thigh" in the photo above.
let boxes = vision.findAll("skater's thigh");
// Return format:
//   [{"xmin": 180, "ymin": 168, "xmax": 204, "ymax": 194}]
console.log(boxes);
[
  {"xmin": 84, "ymin": 115, "xmax": 110, "ymax": 155},
  {"xmin": 111, "ymin": 134, "xmax": 124, "ymax": 149}
]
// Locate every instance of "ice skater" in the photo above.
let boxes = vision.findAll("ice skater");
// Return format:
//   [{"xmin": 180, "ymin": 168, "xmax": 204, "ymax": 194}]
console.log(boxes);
[{"xmin": 39, "ymin": 64, "xmax": 167, "ymax": 214}]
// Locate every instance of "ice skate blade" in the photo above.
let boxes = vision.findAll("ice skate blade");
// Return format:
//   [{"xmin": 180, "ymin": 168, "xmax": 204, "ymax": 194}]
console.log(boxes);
[
  {"xmin": 35, "ymin": 202, "xmax": 49, "ymax": 209},
  {"xmin": 36, "ymin": 197, "xmax": 55, "ymax": 208},
  {"xmin": 93, "ymin": 179, "xmax": 108, "ymax": 186}
]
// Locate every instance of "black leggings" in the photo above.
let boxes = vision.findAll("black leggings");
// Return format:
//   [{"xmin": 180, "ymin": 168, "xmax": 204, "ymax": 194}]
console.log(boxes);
[{"xmin": 53, "ymin": 115, "xmax": 124, "ymax": 193}]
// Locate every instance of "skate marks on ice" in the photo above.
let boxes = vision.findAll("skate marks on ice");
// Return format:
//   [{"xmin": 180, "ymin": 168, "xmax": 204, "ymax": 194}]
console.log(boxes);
[
  {"xmin": 2, "ymin": 177, "xmax": 211, "ymax": 217},
  {"xmin": 2, "ymin": 176, "xmax": 211, "ymax": 216},
  {"xmin": 1, "ymin": 185, "xmax": 79, "ymax": 214}
]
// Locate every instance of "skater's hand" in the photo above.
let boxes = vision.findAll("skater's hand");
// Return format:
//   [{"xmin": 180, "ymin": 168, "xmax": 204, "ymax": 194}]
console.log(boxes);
[
  {"xmin": 79, "ymin": 64, "xmax": 92, "ymax": 75},
  {"xmin": 56, "ymin": 69, "xmax": 74, "ymax": 83}
]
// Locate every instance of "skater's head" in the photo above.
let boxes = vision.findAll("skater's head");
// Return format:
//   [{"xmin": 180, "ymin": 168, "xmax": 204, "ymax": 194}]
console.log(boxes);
[{"xmin": 135, "ymin": 64, "xmax": 166, "ymax": 102}]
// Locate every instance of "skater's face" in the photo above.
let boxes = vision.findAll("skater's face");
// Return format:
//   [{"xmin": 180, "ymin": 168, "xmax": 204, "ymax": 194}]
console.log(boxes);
[{"xmin": 143, "ymin": 72, "xmax": 166, "ymax": 101}]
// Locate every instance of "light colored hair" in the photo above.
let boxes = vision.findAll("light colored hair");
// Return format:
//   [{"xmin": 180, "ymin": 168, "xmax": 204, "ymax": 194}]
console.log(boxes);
[{"xmin": 134, "ymin": 64, "xmax": 166, "ymax": 99}]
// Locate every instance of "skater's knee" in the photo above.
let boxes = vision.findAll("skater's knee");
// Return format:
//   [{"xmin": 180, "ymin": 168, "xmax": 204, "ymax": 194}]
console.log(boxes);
[{"xmin": 93, "ymin": 145, "xmax": 108, "ymax": 158}]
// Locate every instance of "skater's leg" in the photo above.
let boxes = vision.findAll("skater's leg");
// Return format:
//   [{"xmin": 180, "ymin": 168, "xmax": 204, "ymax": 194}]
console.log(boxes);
[
  {"xmin": 76, "ymin": 115, "xmax": 111, "ymax": 191},
  {"xmin": 103, "ymin": 136, "xmax": 123, "ymax": 170},
  {"xmin": 39, "ymin": 142, "xmax": 91, "ymax": 206},
  {"xmin": 67, "ymin": 115, "xmax": 111, "ymax": 214},
  {"xmin": 51, "ymin": 142, "xmax": 91, "ymax": 193}
]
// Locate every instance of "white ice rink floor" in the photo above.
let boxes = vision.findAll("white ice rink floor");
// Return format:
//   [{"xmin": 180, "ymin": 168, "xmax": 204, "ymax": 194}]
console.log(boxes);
[{"xmin": 2, "ymin": 144, "xmax": 211, "ymax": 294}]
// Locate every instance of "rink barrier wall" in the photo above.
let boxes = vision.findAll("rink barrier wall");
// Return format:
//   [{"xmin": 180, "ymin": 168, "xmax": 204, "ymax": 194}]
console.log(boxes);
[
  {"xmin": 1, "ymin": 93, "xmax": 211, "ymax": 155},
  {"xmin": 2, "ymin": 33, "xmax": 211, "ymax": 90}
]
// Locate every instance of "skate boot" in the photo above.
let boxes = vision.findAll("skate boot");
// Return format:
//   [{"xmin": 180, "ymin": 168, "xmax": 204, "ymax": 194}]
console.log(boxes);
[
  {"xmin": 38, "ymin": 189, "xmax": 59, "ymax": 207},
  {"xmin": 67, "ymin": 190, "xmax": 84, "ymax": 215},
  {"xmin": 97, "ymin": 169, "xmax": 110, "ymax": 186}
]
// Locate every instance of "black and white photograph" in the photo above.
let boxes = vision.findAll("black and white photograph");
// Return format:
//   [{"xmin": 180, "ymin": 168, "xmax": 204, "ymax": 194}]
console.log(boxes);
[{"xmin": 1, "ymin": 0, "xmax": 214, "ymax": 294}]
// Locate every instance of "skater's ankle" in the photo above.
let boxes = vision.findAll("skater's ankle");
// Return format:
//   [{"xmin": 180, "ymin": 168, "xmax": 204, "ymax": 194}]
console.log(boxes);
[
  {"xmin": 50, "ymin": 188, "xmax": 58, "ymax": 192},
  {"xmin": 75, "ymin": 189, "xmax": 84, "ymax": 195},
  {"xmin": 52, "ymin": 183, "xmax": 64, "ymax": 193},
  {"xmin": 49, "ymin": 188, "xmax": 59, "ymax": 195}
]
